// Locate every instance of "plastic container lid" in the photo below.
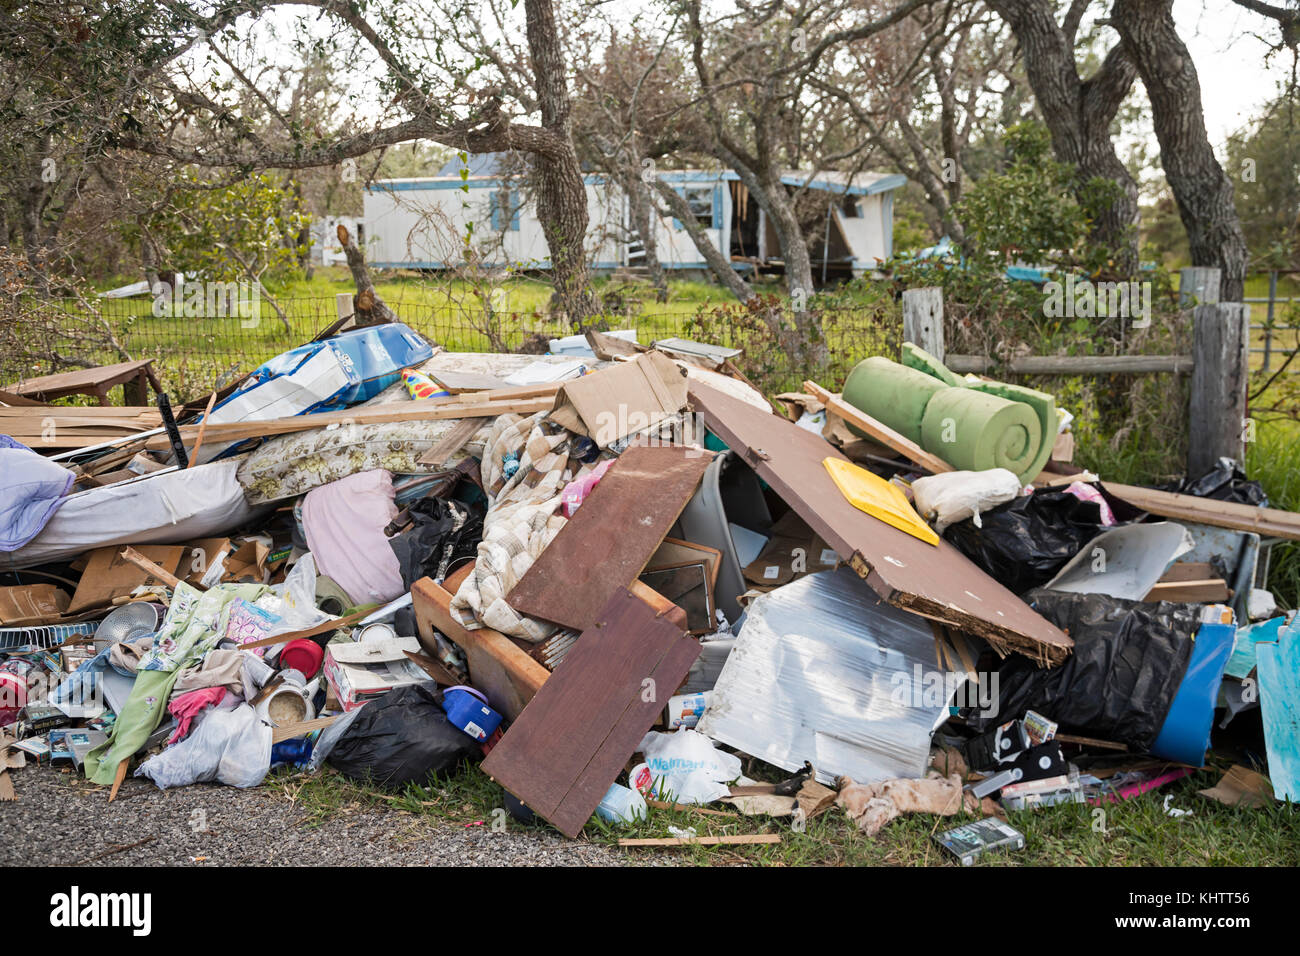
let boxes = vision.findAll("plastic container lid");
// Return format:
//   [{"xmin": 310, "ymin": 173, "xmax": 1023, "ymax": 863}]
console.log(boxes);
[{"xmin": 279, "ymin": 639, "xmax": 324, "ymax": 678}]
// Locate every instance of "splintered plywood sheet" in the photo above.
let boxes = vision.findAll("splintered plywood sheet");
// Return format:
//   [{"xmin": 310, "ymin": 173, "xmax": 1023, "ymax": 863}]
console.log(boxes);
[
  {"xmin": 481, "ymin": 586, "xmax": 700, "ymax": 838},
  {"xmin": 689, "ymin": 381, "xmax": 1072, "ymax": 665},
  {"xmin": 506, "ymin": 443, "xmax": 713, "ymax": 632}
]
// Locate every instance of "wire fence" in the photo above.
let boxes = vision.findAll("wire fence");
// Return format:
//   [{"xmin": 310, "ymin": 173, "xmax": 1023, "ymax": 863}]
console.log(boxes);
[
  {"xmin": 6, "ymin": 272, "xmax": 1292, "ymax": 406},
  {"xmin": 1, "ymin": 293, "xmax": 901, "ymax": 401},
  {"xmin": 1246, "ymin": 270, "xmax": 1300, "ymax": 373}
]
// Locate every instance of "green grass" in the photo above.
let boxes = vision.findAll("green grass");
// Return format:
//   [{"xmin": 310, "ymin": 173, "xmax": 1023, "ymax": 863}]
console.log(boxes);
[{"xmin": 260, "ymin": 762, "xmax": 1300, "ymax": 866}]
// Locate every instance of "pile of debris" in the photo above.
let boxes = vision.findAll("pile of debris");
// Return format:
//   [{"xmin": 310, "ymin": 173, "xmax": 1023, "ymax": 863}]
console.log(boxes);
[{"xmin": 2, "ymin": 321, "xmax": 1296, "ymax": 861}]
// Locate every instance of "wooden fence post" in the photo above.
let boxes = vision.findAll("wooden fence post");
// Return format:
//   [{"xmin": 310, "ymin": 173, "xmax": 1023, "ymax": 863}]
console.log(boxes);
[
  {"xmin": 902, "ymin": 287, "xmax": 944, "ymax": 361},
  {"xmin": 1179, "ymin": 266, "xmax": 1221, "ymax": 308},
  {"xmin": 1189, "ymin": 301, "xmax": 1250, "ymax": 478},
  {"xmin": 335, "ymin": 292, "xmax": 355, "ymax": 326}
]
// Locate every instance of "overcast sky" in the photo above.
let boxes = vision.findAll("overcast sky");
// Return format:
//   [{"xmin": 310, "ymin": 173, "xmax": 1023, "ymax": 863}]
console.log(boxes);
[{"xmin": 1178, "ymin": 0, "xmax": 1291, "ymax": 145}]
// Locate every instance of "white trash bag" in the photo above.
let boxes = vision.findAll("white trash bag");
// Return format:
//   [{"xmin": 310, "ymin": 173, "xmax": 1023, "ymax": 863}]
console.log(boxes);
[
  {"xmin": 637, "ymin": 728, "xmax": 742, "ymax": 805},
  {"xmin": 137, "ymin": 703, "xmax": 271, "ymax": 790}
]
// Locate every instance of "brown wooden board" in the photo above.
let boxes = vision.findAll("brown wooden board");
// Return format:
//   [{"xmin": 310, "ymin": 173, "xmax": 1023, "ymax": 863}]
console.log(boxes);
[
  {"xmin": 416, "ymin": 416, "xmax": 488, "ymax": 467},
  {"xmin": 1102, "ymin": 481, "xmax": 1300, "ymax": 542},
  {"xmin": 506, "ymin": 443, "xmax": 713, "ymax": 632},
  {"xmin": 6, "ymin": 359, "xmax": 159, "ymax": 405},
  {"xmin": 481, "ymin": 586, "xmax": 700, "ymax": 838},
  {"xmin": 139, "ymin": 393, "xmax": 553, "ymax": 450},
  {"xmin": 690, "ymin": 381, "xmax": 1073, "ymax": 665}
]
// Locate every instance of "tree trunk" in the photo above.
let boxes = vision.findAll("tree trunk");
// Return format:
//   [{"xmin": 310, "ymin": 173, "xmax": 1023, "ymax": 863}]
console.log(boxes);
[
  {"xmin": 337, "ymin": 223, "xmax": 398, "ymax": 327},
  {"xmin": 652, "ymin": 180, "xmax": 755, "ymax": 303},
  {"xmin": 627, "ymin": 174, "xmax": 668, "ymax": 302},
  {"xmin": 524, "ymin": 0, "xmax": 597, "ymax": 327},
  {"xmin": 1112, "ymin": 0, "xmax": 1248, "ymax": 301},
  {"xmin": 759, "ymin": 177, "xmax": 827, "ymax": 368},
  {"xmin": 988, "ymin": 0, "xmax": 1139, "ymax": 269}
]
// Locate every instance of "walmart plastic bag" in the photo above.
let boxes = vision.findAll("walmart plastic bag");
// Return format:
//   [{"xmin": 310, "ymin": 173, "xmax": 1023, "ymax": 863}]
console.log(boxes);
[{"xmin": 637, "ymin": 728, "xmax": 741, "ymax": 804}]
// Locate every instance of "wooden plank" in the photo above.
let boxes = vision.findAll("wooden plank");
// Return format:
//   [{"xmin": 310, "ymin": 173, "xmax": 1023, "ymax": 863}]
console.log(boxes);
[
  {"xmin": 270, "ymin": 715, "xmax": 341, "ymax": 744},
  {"xmin": 646, "ymin": 798, "xmax": 737, "ymax": 817},
  {"xmin": 627, "ymin": 579, "xmax": 689, "ymax": 631},
  {"xmin": 481, "ymin": 586, "xmax": 700, "ymax": 838},
  {"xmin": 692, "ymin": 381, "xmax": 1073, "ymax": 665},
  {"xmin": 507, "ymin": 444, "xmax": 712, "ymax": 632},
  {"xmin": 238, "ymin": 609, "xmax": 369, "ymax": 650},
  {"xmin": 945, "ymin": 354, "xmax": 1194, "ymax": 375},
  {"xmin": 410, "ymin": 573, "xmax": 549, "ymax": 721},
  {"xmin": 7, "ymin": 359, "xmax": 155, "ymax": 401},
  {"xmin": 803, "ymin": 381, "xmax": 955, "ymax": 476},
  {"xmin": 0, "ymin": 405, "xmax": 164, "ymax": 450},
  {"xmin": 0, "ymin": 388, "xmax": 46, "ymax": 407},
  {"xmin": 618, "ymin": 832, "xmax": 780, "ymax": 848},
  {"xmin": 139, "ymin": 393, "xmax": 554, "ymax": 450},
  {"xmin": 428, "ymin": 369, "xmax": 511, "ymax": 392},
  {"xmin": 1143, "ymin": 579, "xmax": 1230, "ymax": 603},
  {"xmin": 1159, "ymin": 561, "xmax": 1216, "ymax": 582},
  {"xmin": 119, "ymin": 546, "xmax": 193, "ymax": 591},
  {"xmin": 416, "ymin": 416, "xmax": 488, "ymax": 467},
  {"xmin": 188, "ymin": 392, "xmax": 219, "ymax": 466},
  {"xmin": 1102, "ymin": 482, "xmax": 1300, "ymax": 542}
]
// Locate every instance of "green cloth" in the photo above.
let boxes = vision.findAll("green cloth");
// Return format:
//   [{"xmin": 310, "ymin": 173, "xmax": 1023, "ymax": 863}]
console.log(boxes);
[
  {"xmin": 840, "ymin": 344, "xmax": 1058, "ymax": 484},
  {"xmin": 84, "ymin": 581, "xmax": 268, "ymax": 785}
]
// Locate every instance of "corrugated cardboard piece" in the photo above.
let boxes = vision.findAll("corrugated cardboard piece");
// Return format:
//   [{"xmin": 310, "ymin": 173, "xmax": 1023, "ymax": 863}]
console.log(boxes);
[
  {"xmin": 0, "ymin": 584, "xmax": 70, "ymax": 626},
  {"xmin": 547, "ymin": 351, "xmax": 687, "ymax": 447},
  {"xmin": 67, "ymin": 545, "xmax": 186, "ymax": 613}
]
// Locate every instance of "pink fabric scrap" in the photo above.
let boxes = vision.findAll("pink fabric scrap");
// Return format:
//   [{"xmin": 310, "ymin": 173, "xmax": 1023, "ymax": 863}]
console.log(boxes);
[
  {"xmin": 167, "ymin": 686, "xmax": 227, "ymax": 745},
  {"xmin": 1064, "ymin": 481, "xmax": 1116, "ymax": 526}
]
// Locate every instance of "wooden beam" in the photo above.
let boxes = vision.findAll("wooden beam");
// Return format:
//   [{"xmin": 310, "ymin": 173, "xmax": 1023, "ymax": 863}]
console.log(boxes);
[
  {"xmin": 945, "ymin": 354, "xmax": 1194, "ymax": 375},
  {"xmin": 802, "ymin": 380, "xmax": 954, "ymax": 475},
  {"xmin": 1103, "ymin": 482, "xmax": 1300, "ymax": 541},
  {"xmin": 618, "ymin": 834, "xmax": 781, "ymax": 847},
  {"xmin": 1143, "ymin": 579, "xmax": 1230, "ymax": 603},
  {"xmin": 140, "ymin": 393, "xmax": 553, "ymax": 450},
  {"xmin": 119, "ymin": 546, "xmax": 193, "ymax": 592}
]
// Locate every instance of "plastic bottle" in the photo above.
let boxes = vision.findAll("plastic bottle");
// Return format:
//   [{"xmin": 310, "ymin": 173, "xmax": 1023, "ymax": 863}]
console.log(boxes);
[{"xmin": 595, "ymin": 782, "xmax": 647, "ymax": 825}]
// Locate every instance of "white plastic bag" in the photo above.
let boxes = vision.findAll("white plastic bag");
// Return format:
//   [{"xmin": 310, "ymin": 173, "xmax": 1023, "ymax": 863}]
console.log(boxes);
[
  {"xmin": 637, "ymin": 728, "xmax": 741, "ymax": 804},
  {"xmin": 911, "ymin": 469, "xmax": 1022, "ymax": 533},
  {"xmin": 136, "ymin": 703, "xmax": 271, "ymax": 789}
]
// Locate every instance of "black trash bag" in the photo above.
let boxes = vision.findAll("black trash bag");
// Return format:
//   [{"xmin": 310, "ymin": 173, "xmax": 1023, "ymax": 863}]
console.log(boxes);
[
  {"xmin": 942, "ymin": 489, "xmax": 1108, "ymax": 595},
  {"xmin": 967, "ymin": 589, "xmax": 1199, "ymax": 751},
  {"xmin": 1160, "ymin": 456, "xmax": 1268, "ymax": 507},
  {"xmin": 326, "ymin": 684, "xmax": 480, "ymax": 787},
  {"xmin": 389, "ymin": 495, "xmax": 484, "ymax": 590}
]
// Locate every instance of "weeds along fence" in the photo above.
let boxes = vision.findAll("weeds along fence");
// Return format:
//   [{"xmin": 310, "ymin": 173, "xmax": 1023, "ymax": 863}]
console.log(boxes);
[{"xmin": 0, "ymin": 294, "xmax": 901, "ymax": 402}]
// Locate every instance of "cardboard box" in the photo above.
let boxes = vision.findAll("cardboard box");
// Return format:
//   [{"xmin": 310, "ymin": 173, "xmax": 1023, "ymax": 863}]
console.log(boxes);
[
  {"xmin": 742, "ymin": 511, "xmax": 838, "ymax": 589},
  {"xmin": 183, "ymin": 537, "xmax": 277, "ymax": 586},
  {"xmin": 548, "ymin": 351, "xmax": 687, "ymax": 448},
  {"xmin": 67, "ymin": 545, "xmax": 185, "ymax": 613},
  {"xmin": 0, "ymin": 584, "xmax": 70, "ymax": 626},
  {"xmin": 323, "ymin": 637, "xmax": 435, "ymax": 711}
]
